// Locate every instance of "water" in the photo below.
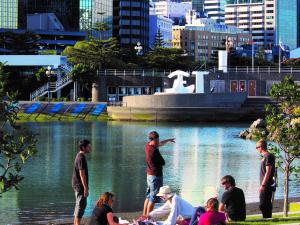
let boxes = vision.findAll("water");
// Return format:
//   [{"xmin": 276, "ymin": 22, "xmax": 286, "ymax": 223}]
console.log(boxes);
[{"xmin": 0, "ymin": 121, "xmax": 299, "ymax": 224}]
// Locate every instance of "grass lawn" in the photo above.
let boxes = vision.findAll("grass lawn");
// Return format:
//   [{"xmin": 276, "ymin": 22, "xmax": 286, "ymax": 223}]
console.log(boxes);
[
  {"xmin": 229, "ymin": 213, "xmax": 300, "ymax": 224},
  {"xmin": 17, "ymin": 112, "xmax": 111, "ymax": 122}
]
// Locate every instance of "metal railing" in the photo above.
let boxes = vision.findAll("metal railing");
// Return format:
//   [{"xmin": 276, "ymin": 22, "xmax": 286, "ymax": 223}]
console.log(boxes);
[
  {"xmin": 96, "ymin": 67, "xmax": 300, "ymax": 77},
  {"xmin": 30, "ymin": 63, "xmax": 74, "ymax": 101}
]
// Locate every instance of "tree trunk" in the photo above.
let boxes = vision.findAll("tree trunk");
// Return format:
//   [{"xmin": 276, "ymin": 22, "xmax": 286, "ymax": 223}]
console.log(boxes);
[
  {"xmin": 92, "ymin": 82, "xmax": 99, "ymax": 102},
  {"xmin": 283, "ymin": 164, "xmax": 290, "ymax": 217}
]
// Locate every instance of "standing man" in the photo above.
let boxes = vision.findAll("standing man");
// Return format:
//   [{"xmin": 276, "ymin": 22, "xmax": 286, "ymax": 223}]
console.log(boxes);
[
  {"xmin": 143, "ymin": 131, "xmax": 175, "ymax": 216},
  {"xmin": 72, "ymin": 139, "xmax": 91, "ymax": 225},
  {"xmin": 256, "ymin": 139, "xmax": 275, "ymax": 218},
  {"xmin": 219, "ymin": 175, "xmax": 246, "ymax": 221}
]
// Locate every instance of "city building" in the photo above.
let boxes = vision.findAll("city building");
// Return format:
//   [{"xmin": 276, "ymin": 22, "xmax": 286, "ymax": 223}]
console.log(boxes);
[
  {"xmin": 0, "ymin": 0, "xmax": 18, "ymax": 29},
  {"xmin": 149, "ymin": 15, "xmax": 174, "ymax": 48},
  {"xmin": 113, "ymin": 0, "xmax": 149, "ymax": 51},
  {"xmin": 192, "ymin": 0, "xmax": 205, "ymax": 12},
  {"xmin": 204, "ymin": 0, "xmax": 226, "ymax": 23},
  {"xmin": 276, "ymin": 0, "xmax": 299, "ymax": 50},
  {"xmin": 172, "ymin": 18, "xmax": 251, "ymax": 62},
  {"xmin": 152, "ymin": 0, "xmax": 192, "ymax": 19},
  {"xmin": 79, "ymin": 0, "xmax": 113, "ymax": 39},
  {"xmin": 18, "ymin": 0, "xmax": 80, "ymax": 31},
  {"xmin": 225, "ymin": 0, "xmax": 275, "ymax": 48}
]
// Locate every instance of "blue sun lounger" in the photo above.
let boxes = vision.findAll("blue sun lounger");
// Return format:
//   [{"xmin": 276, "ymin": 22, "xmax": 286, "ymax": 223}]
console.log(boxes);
[
  {"xmin": 48, "ymin": 103, "xmax": 64, "ymax": 117},
  {"xmin": 90, "ymin": 104, "xmax": 106, "ymax": 117},
  {"xmin": 71, "ymin": 103, "xmax": 87, "ymax": 117},
  {"xmin": 24, "ymin": 103, "xmax": 41, "ymax": 114}
]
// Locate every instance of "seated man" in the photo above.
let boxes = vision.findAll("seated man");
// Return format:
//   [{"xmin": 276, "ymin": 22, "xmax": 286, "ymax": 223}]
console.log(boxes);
[
  {"xmin": 219, "ymin": 175, "xmax": 246, "ymax": 221},
  {"xmin": 146, "ymin": 186, "xmax": 196, "ymax": 225}
]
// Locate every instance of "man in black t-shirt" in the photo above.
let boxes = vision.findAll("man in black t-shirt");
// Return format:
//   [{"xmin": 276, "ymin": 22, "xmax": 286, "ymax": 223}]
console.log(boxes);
[
  {"xmin": 219, "ymin": 175, "xmax": 246, "ymax": 221},
  {"xmin": 256, "ymin": 139, "xmax": 275, "ymax": 218},
  {"xmin": 72, "ymin": 139, "xmax": 92, "ymax": 225}
]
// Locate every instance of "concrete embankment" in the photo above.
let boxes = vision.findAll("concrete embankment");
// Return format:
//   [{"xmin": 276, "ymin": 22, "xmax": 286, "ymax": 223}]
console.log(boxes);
[{"xmin": 107, "ymin": 95, "xmax": 275, "ymax": 122}]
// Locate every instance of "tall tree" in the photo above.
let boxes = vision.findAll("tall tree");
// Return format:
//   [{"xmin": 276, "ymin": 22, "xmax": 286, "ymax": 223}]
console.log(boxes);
[
  {"xmin": 94, "ymin": 22, "xmax": 110, "ymax": 40},
  {"xmin": 264, "ymin": 76, "xmax": 300, "ymax": 217},
  {"xmin": 0, "ymin": 63, "xmax": 37, "ymax": 196},
  {"xmin": 143, "ymin": 47, "xmax": 196, "ymax": 71},
  {"xmin": 154, "ymin": 28, "xmax": 165, "ymax": 48},
  {"xmin": 0, "ymin": 31, "xmax": 39, "ymax": 55}
]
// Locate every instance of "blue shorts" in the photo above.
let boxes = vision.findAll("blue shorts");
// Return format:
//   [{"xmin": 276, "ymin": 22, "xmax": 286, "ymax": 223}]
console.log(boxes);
[{"xmin": 146, "ymin": 175, "xmax": 163, "ymax": 203}]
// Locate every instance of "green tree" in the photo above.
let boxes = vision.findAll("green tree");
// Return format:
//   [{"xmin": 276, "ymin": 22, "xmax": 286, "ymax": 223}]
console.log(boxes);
[
  {"xmin": 143, "ymin": 47, "xmax": 196, "ymax": 70},
  {"xmin": 154, "ymin": 28, "xmax": 165, "ymax": 48},
  {"xmin": 264, "ymin": 76, "xmax": 300, "ymax": 217},
  {"xmin": 63, "ymin": 37, "xmax": 126, "ymax": 100},
  {"xmin": 0, "ymin": 31, "xmax": 39, "ymax": 55},
  {"xmin": 0, "ymin": 63, "xmax": 37, "ymax": 196},
  {"xmin": 94, "ymin": 22, "xmax": 110, "ymax": 40}
]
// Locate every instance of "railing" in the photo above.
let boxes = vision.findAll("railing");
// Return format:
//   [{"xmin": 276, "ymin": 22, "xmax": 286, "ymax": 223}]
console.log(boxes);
[
  {"xmin": 30, "ymin": 63, "xmax": 74, "ymax": 101},
  {"xmin": 96, "ymin": 67, "xmax": 300, "ymax": 77},
  {"xmin": 30, "ymin": 83, "xmax": 49, "ymax": 101}
]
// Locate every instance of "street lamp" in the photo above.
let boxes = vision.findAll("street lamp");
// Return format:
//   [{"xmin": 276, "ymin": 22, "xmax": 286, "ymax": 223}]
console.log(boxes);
[
  {"xmin": 134, "ymin": 42, "xmax": 143, "ymax": 56},
  {"xmin": 45, "ymin": 66, "xmax": 55, "ymax": 104},
  {"xmin": 225, "ymin": 36, "xmax": 233, "ymax": 67}
]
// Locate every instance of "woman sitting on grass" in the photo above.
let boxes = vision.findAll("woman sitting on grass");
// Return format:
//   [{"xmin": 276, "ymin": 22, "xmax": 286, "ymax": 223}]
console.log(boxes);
[
  {"xmin": 198, "ymin": 198, "xmax": 226, "ymax": 225},
  {"xmin": 89, "ymin": 192, "xmax": 128, "ymax": 225}
]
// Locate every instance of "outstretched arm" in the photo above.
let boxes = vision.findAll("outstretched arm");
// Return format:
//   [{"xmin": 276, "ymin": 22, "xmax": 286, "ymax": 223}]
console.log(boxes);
[{"xmin": 159, "ymin": 138, "xmax": 175, "ymax": 147}]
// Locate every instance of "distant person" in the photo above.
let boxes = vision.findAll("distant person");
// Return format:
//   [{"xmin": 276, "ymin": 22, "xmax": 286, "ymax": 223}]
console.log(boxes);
[
  {"xmin": 143, "ymin": 131, "xmax": 175, "ymax": 216},
  {"xmin": 72, "ymin": 139, "xmax": 92, "ymax": 225},
  {"xmin": 256, "ymin": 139, "xmax": 275, "ymax": 218},
  {"xmin": 89, "ymin": 192, "xmax": 128, "ymax": 225},
  {"xmin": 219, "ymin": 175, "xmax": 246, "ymax": 221},
  {"xmin": 198, "ymin": 198, "xmax": 226, "ymax": 225},
  {"xmin": 145, "ymin": 185, "xmax": 196, "ymax": 225}
]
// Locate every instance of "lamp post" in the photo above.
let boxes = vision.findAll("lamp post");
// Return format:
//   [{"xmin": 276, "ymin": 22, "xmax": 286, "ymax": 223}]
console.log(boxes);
[
  {"xmin": 225, "ymin": 36, "xmax": 233, "ymax": 68},
  {"xmin": 45, "ymin": 66, "xmax": 55, "ymax": 104},
  {"xmin": 134, "ymin": 42, "xmax": 143, "ymax": 56}
]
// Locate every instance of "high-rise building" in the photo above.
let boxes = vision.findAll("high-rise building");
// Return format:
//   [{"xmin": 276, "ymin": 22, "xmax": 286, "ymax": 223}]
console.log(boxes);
[
  {"xmin": 172, "ymin": 18, "xmax": 251, "ymax": 62},
  {"xmin": 225, "ymin": 0, "xmax": 275, "ymax": 48},
  {"xmin": 18, "ymin": 0, "xmax": 80, "ymax": 31},
  {"xmin": 276, "ymin": 0, "xmax": 298, "ymax": 50},
  {"xmin": 79, "ymin": 0, "xmax": 113, "ymax": 39},
  {"xmin": 298, "ymin": 0, "xmax": 300, "ymax": 47},
  {"xmin": 204, "ymin": 0, "xmax": 226, "ymax": 23},
  {"xmin": 192, "ymin": 0, "xmax": 205, "ymax": 12},
  {"xmin": 113, "ymin": 0, "xmax": 150, "ymax": 50},
  {"xmin": 0, "ymin": 0, "xmax": 18, "ymax": 29}
]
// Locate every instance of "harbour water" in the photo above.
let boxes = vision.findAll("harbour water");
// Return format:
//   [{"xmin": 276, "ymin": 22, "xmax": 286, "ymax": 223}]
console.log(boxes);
[{"xmin": 0, "ymin": 121, "xmax": 299, "ymax": 224}]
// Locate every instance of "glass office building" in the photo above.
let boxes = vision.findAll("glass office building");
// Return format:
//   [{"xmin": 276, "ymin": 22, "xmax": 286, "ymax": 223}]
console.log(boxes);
[
  {"xmin": 298, "ymin": 0, "xmax": 300, "ymax": 47},
  {"xmin": 80, "ymin": 0, "xmax": 113, "ymax": 39},
  {"xmin": 18, "ymin": 0, "xmax": 80, "ymax": 30},
  {"xmin": 192, "ymin": 0, "xmax": 205, "ymax": 12},
  {"xmin": 276, "ymin": 0, "xmax": 298, "ymax": 49},
  {"xmin": 0, "ymin": 0, "xmax": 18, "ymax": 29},
  {"xmin": 113, "ymin": 0, "xmax": 149, "ymax": 50}
]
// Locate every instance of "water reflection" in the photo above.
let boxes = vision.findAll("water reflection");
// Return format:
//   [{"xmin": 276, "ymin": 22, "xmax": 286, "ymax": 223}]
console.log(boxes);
[{"xmin": 0, "ymin": 121, "xmax": 299, "ymax": 224}]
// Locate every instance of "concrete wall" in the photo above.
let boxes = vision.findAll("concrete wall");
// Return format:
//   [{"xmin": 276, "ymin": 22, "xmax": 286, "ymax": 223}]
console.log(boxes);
[{"xmin": 122, "ymin": 92, "xmax": 247, "ymax": 108}]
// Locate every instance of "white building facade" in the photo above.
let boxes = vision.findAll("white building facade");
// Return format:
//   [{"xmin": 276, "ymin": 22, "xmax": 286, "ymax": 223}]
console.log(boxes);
[
  {"xmin": 204, "ymin": 0, "xmax": 226, "ymax": 23},
  {"xmin": 153, "ymin": 0, "xmax": 192, "ymax": 18},
  {"xmin": 225, "ymin": 0, "xmax": 276, "ymax": 48}
]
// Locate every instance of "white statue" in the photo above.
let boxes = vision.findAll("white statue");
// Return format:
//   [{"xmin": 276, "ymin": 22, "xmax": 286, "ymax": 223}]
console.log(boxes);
[{"xmin": 164, "ymin": 70, "xmax": 195, "ymax": 94}]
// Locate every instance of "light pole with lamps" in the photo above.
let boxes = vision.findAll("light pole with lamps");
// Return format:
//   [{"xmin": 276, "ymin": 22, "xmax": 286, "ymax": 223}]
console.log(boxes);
[
  {"xmin": 134, "ymin": 42, "xmax": 143, "ymax": 56},
  {"xmin": 45, "ymin": 66, "xmax": 55, "ymax": 104}
]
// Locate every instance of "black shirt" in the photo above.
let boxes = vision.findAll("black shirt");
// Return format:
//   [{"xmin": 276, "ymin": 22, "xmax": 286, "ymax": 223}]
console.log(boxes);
[
  {"xmin": 89, "ymin": 204, "xmax": 113, "ymax": 225},
  {"xmin": 221, "ymin": 186, "xmax": 246, "ymax": 221},
  {"xmin": 260, "ymin": 152, "xmax": 275, "ymax": 187},
  {"xmin": 72, "ymin": 152, "xmax": 88, "ymax": 192}
]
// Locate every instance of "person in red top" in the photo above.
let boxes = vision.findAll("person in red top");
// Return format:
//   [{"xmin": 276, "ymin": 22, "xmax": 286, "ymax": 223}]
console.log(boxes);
[
  {"xmin": 143, "ymin": 131, "xmax": 175, "ymax": 216},
  {"xmin": 198, "ymin": 198, "xmax": 226, "ymax": 225}
]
